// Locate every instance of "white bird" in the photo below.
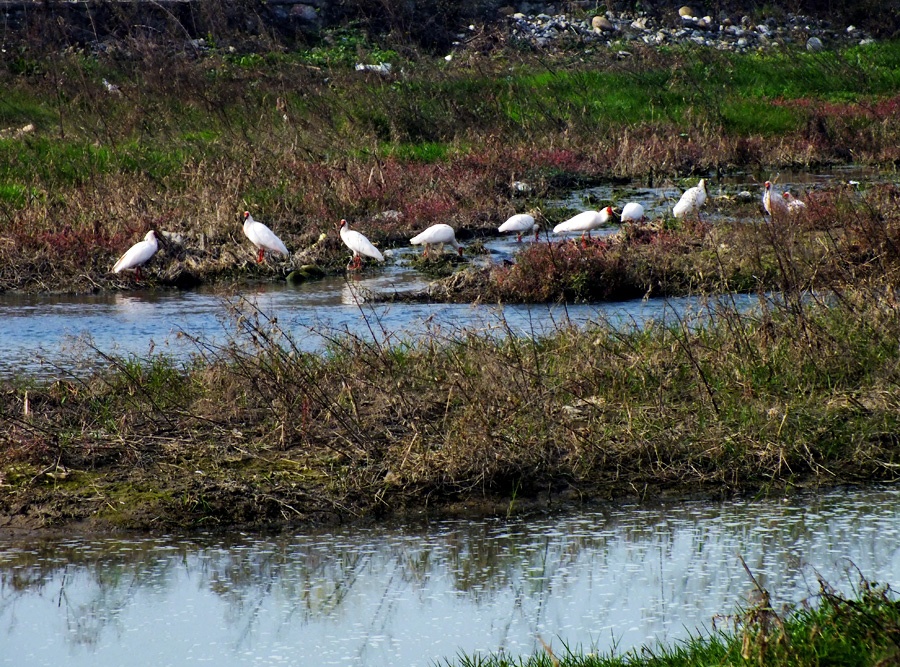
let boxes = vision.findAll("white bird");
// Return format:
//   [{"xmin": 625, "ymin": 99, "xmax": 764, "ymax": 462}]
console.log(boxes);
[
  {"xmin": 553, "ymin": 207, "xmax": 613, "ymax": 240},
  {"xmin": 339, "ymin": 219, "xmax": 384, "ymax": 270},
  {"xmin": 620, "ymin": 202, "xmax": 645, "ymax": 223},
  {"xmin": 672, "ymin": 179, "xmax": 708, "ymax": 219},
  {"xmin": 763, "ymin": 181, "xmax": 790, "ymax": 218},
  {"xmin": 410, "ymin": 223, "xmax": 463, "ymax": 257},
  {"xmin": 112, "ymin": 230, "xmax": 159, "ymax": 280},
  {"xmin": 243, "ymin": 211, "xmax": 289, "ymax": 263},
  {"xmin": 782, "ymin": 191, "xmax": 807, "ymax": 215},
  {"xmin": 498, "ymin": 212, "xmax": 539, "ymax": 242}
]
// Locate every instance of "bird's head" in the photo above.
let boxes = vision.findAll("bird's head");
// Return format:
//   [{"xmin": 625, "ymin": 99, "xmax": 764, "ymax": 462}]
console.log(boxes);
[
  {"xmin": 243, "ymin": 211, "xmax": 251, "ymax": 221},
  {"xmin": 456, "ymin": 246, "xmax": 464, "ymax": 256},
  {"xmin": 764, "ymin": 181, "xmax": 773, "ymax": 191},
  {"xmin": 783, "ymin": 191, "xmax": 794, "ymax": 201},
  {"xmin": 338, "ymin": 219, "xmax": 348, "ymax": 231},
  {"xmin": 148, "ymin": 229, "xmax": 169, "ymax": 252}
]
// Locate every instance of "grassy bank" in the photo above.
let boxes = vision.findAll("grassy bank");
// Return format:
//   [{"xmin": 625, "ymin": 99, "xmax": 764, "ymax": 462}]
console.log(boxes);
[
  {"xmin": 446, "ymin": 576, "xmax": 900, "ymax": 667},
  {"xmin": 2, "ymin": 256, "xmax": 899, "ymax": 529},
  {"xmin": 1, "ymin": 29, "xmax": 900, "ymax": 292}
]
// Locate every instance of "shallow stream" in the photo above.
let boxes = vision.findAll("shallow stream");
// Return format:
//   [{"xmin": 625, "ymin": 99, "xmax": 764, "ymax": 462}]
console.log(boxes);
[{"xmin": 2, "ymin": 485, "xmax": 898, "ymax": 667}]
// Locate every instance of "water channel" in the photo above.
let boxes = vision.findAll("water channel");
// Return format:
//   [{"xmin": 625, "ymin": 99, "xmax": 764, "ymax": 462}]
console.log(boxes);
[
  {"xmin": 2, "ymin": 485, "xmax": 898, "ymax": 667},
  {"xmin": 1, "ymin": 166, "xmax": 882, "ymax": 380},
  {"xmin": 2, "ymin": 168, "xmax": 896, "ymax": 665}
]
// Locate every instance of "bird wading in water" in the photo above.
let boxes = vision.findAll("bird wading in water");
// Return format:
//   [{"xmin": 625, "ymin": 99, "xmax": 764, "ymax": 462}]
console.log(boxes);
[
  {"xmin": 763, "ymin": 181, "xmax": 790, "ymax": 218},
  {"xmin": 553, "ymin": 207, "xmax": 613, "ymax": 246},
  {"xmin": 673, "ymin": 179, "xmax": 708, "ymax": 220},
  {"xmin": 339, "ymin": 219, "xmax": 384, "ymax": 270},
  {"xmin": 410, "ymin": 223, "xmax": 464, "ymax": 258},
  {"xmin": 498, "ymin": 211, "xmax": 540, "ymax": 242}
]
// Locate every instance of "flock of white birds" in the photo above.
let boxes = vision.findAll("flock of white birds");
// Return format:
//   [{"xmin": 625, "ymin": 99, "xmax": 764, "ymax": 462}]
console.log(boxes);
[{"xmin": 111, "ymin": 180, "xmax": 806, "ymax": 278}]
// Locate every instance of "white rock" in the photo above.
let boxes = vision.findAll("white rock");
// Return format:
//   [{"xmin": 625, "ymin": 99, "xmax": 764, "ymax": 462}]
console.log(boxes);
[
  {"xmin": 355, "ymin": 62, "xmax": 392, "ymax": 75},
  {"xmin": 806, "ymin": 36, "xmax": 823, "ymax": 51}
]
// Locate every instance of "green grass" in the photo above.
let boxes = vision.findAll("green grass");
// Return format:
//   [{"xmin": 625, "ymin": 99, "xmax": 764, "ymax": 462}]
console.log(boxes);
[
  {"xmin": 387, "ymin": 141, "xmax": 452, "ymax": 162},
  {"xmin": 720, "ymin": 99, "xmax": 802, "ymax": 135},
  {"xmin": 446, "ymin": 580, "xmax": 900, "ymax": 667},
  {"xmin": 0, "ymin": 182, "xmax": 32, "ymax": 207}
]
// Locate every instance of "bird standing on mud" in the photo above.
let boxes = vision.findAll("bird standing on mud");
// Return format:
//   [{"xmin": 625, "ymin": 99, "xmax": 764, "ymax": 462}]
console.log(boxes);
[
  {"xmin": 242, "ymin": 212, "xmax": 289, "ymax": 263},
  {"xmin": 339, "ymin": 219, "xmax": 384, "ymax": 270},
  {"xmin": 112, "ymin": 230, "xmax": 159, "ymax": 280},
  {"xmin": 762, "ymin": 181, "xmax": 790, "ymax": 218},
  {"xmin": 553, "ymin": 207, "xmax": 613, "ymax": 243},
  {"xmin": 498, "ymin": 211, "xmax": 540, "ymax": 242},
  {"xmin": 410, "ymin": 223, "xmax": 464, "ymax": 257},
  {"xmin": 672, "ymin": 179, "xmax": 708, "ymax": 220}
]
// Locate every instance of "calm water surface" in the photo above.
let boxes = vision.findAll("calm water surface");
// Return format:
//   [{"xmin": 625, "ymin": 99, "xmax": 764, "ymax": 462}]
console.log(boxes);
[
  {"xmin": 2, "ymin": 485, "xmax": 899, "ymax": 667},
  {"xmin": 0, "ymin": 271, "xmax": 746, "ymax": 379}
]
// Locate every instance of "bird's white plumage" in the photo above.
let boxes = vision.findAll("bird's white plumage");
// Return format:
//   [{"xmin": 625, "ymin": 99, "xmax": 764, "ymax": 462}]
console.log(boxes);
[
  {"xmin": 113, "ymin": 230, "xmax": 159, "ymax": 274},
  {"xmin": 763, "ymin": 182, "xmax": 789, "ymax": 217},
  {"xmin": 499, "ymin": 213, "xmax": 537, "ymax": 233},
  {"xmin": 620, "ymin": 202, "xmax": 645, "ymax": 223},
  {"xmin": 672, "ymin": 179, "xmax": 708, "ymax": 219},
  {"xmin": 410, "ymin": 223, "xmax": 463, "ymax": 255},
  {"xmin": 340, "ymin": 219, "xmax": 384, "ymax": 263},
  {"xmin": 243, "ymin": 212, "xmax": 289, "ymax": 258},
  {"xmin": 499, "ymin": 212, "xmax": 539, "ymax": 242},
  {"xmin": 782, "ymin": 191, "xmax": 807, "ymax": 214},
  {"xmin": 553, "ymin": 207, "xmax": 612, "ymax": 234}
]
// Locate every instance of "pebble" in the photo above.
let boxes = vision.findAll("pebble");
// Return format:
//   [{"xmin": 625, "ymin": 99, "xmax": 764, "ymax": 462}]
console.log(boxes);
[
  {"xmin": 591, "ymin": 16, "xmax": 615, "ymax": 32},
  {"xmin": 506, "ymin": 7, "xmax": 874, "ymax": 53}
]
